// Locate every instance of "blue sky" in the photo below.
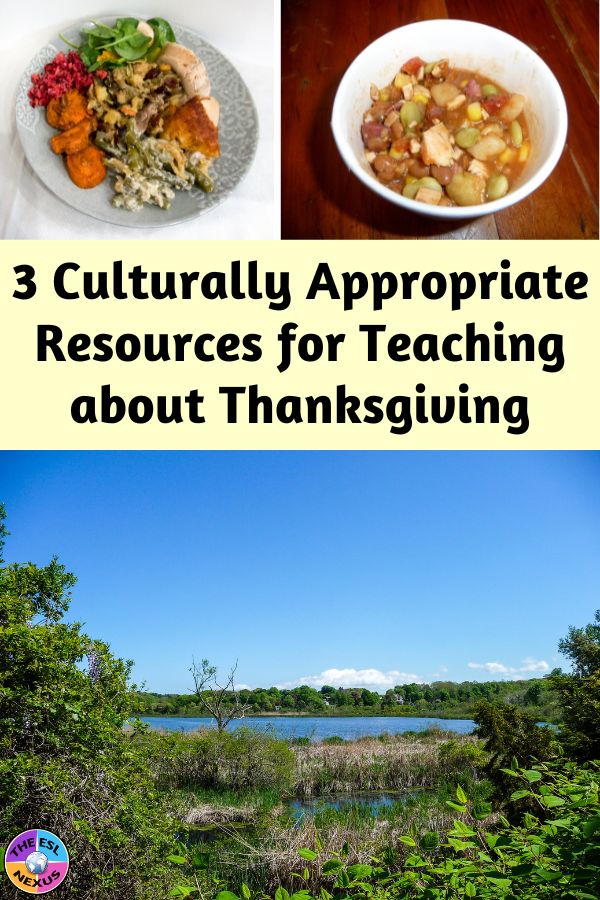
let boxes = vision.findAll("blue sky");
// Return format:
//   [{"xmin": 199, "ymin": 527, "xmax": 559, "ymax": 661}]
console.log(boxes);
[{"xmin": 1, "ymin": 452, "xmax": 598, "ymax": 693}]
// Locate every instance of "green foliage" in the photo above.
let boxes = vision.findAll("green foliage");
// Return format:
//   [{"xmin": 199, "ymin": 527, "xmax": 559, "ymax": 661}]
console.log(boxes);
[
  {"xmin": 212, "ymin": 761, "xmax": 599, "ymax": 899},
  {"xmin": 551, "ymin": 610, "xmax": 600, "ymax": 762},
  {"xmin": 473, "ymin": 701, "xmax": 557, "ymax": 802},
  {"xmin": 438, "ymin": 738, "xmax": 487, "ymax": 772},
  {"xmin": 132, "ymin": 676, "xmax": 559, "ymax": 720},
  {"xmin": 68, "ymin": 16, "xmax": 176, "ymax": 72},
  {"xmin": 0, "ymin": 506, "xmax": 175, "ymax": 898},
  {"xmin": 143, "ymin": 727, "xmax": 295, "ymax": 792},
  {"xmin": 551, "ymin": 671, "xmax": 600, "ymax": 763},
  {"xmin": 558, "ymin": 609, "xmax": 600, "ymax": 677}
]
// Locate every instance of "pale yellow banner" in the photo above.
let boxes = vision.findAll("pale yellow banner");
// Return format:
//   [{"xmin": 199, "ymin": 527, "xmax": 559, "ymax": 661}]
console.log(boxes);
[{"xmin": 0, "ymin": 240, "xmax": 597, "ymax": 449}]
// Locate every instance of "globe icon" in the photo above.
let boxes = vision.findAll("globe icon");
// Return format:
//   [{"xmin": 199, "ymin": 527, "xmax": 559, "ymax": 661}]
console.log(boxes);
[{"xmin": 25, "ymin": 850, "xmax": 48, "ymax": 874}]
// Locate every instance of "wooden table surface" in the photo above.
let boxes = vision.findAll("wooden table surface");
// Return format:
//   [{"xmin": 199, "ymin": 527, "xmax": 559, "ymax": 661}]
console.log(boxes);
[{"xmin": 282, "ymin": 0, "xmax": 598, "ymax": 240}]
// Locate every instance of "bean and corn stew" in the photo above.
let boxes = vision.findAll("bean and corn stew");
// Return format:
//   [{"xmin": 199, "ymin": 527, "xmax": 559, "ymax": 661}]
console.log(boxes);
[{"xmin": 361, "ymin": 57, "xmax": 530, "ymax": 207}]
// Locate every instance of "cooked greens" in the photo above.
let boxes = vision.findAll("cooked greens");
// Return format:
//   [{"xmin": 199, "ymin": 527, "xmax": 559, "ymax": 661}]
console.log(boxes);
[{"xmin": 95, "ymin": 119, "xmax": 213, "ymax": 211}]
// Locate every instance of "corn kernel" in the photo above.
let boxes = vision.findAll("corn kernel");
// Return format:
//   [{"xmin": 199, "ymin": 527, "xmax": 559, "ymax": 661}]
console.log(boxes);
[
  {"xmin": 413, "ymin": 93, "xmax": 429, "ymax": 105},
  {"xmin": 405, "ymin": 175, "xmax": 417, "ymax": 184},
  {"xmin": 518, "ymin": 142, "xmax": 530, "ymax": 162},
  {"xmin": 389, "ymin": 143, "xmax": 405, "ymax": 160},
  {"xmin": 467, "ymin": 102, "xmax": 482, "ymax": 122},
  {"xmin": 380, "ymin": 88, "xmax": 390, "ymax": 102},
  {"xmin": 499, "ymin": 147, "xmax": 517, "ymax": 165},
  {"xmin": 159, "ymin": 63, "xmax": 171, "ymax": 72}
]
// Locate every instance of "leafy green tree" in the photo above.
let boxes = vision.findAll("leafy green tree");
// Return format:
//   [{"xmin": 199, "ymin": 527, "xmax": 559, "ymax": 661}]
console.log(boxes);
[
  {"xmin": 551, "ymin": 609, "xmax": 600, "ymax": 761},
  {"xmin": 292, "ymin": 685, "xmax": 324, "ymax": 710},
  {"xmin": 361, "ymin": 688, "xmax": 378, "ymax": 707},
  {"xmin": 558, "ymin": 609, "xmax": 600, "ymax": 676},
  {"xmin": 334, "ymin": 687, "xmax": 346, "ymax": 707},
  {"xmin": 0, "ymin": 505, "xmax": 174, "ymax": 898},
  {"xmin": 523, "ymin": 682, "xmax": 542, "ymax": 706},
  {"xmin": 473, "ymin": 700, "xmax": 556, "ymax": 801},
  {"xmin": 382, "ymin": 689, "xmax": 397, "ymax": 709}
]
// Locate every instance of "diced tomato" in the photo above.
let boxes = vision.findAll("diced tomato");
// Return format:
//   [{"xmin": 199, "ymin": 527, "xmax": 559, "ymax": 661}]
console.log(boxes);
[
  {"xmin": 96, "ymin": 69, "xmax": 108, "ymax": 79},
  {"xmin": 402, "ymin": 56, "xmax": 426, "ymax": 75},
  {"xmin": 392, "ymin": 137, "xmax": 411, "ymax": 153},
  {"xmin": 482, "ymin": 94, "xmax": 508, "ymax": 114}
]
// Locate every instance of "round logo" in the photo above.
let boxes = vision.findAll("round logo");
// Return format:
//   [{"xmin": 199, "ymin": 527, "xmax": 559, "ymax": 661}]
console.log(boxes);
[{"xmin": 5, "ymin": 830, "xmax": 69, "ymax": 893}]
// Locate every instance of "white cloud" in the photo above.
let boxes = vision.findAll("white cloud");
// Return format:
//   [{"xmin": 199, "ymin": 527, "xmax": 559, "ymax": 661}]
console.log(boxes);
[
  {"xmin": 430, "ymin": 665, "xmax": 450, "ymax": 677},
  {"xmin": 467, "ymin": 657, "xmax": 549, "ymax": 677},
  {"xmin": 278, "ymin": 668, "xmax": 423, "ymax": 690},
  {"xmin": 233, "ymin": 683, "xmax": 254, "ymax": 691}
]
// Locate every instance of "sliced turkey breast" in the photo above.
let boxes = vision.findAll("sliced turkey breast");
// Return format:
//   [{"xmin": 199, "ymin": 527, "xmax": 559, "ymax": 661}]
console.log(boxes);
[{"xmin": 158, "ymin": 43, "xmax": 211, "ymax": 99}]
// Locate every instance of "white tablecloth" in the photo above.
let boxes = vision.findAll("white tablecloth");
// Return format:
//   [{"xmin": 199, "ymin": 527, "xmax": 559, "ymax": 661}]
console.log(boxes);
[{"xmin": 0, "ymin": 1, "xmax": 276, "ymax": 239}]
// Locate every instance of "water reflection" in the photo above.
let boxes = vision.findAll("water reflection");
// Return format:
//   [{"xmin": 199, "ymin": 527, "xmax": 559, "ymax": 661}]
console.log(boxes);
[{"xmin": 287, "ymin": 791, "xmax": 412, "ymax": 820}]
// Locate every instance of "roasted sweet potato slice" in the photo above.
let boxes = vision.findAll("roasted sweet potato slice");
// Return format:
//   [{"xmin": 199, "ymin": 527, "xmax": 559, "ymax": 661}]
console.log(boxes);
[
  {"xmin": 161, "ymin": 96, "xmax": 220, "ymax": 158},
  {"xmin": 46, "ymin": 90, "xmax": 90, "ymax": 130},
  {"xmin": 65, "ymin": 145, "xmax": 106, "ymax": 189},
  {"xmin": 50, "ymin": 117, "xmax": 96, "ymax": 156}
]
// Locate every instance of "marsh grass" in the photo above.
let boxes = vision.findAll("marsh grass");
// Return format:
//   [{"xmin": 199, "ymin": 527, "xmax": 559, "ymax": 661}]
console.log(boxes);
[
  {"xmin": 143, "ymin": 728, "xmax": 488, "ymax": 895},
  {"xmin": 196, "ymin": 784, "xmax": 493, "ymax": 894},
  {"xmin": 292, "ymin": 730, "xmax": 481, "ymax": 796}
]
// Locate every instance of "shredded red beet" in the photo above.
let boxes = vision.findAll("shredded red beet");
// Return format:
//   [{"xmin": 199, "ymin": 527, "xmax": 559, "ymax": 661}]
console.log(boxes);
[{"xmin": 28, "ymin": 51, "xmax": 93, "ymax": 107}]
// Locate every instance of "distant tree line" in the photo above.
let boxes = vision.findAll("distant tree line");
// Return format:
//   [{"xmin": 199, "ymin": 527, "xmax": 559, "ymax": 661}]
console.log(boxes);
[{"xmin": 132, "ymin": 675, "xmax": 558, "ymax": 719}]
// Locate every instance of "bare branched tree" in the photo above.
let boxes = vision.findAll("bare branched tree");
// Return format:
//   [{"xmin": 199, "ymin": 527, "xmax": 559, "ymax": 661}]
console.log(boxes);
[{"xmin": 190, "ymin": 657, "xmax": 250, "ymax": 732}]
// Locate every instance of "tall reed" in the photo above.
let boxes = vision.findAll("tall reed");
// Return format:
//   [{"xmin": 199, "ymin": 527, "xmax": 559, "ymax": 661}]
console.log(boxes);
[{"xmin": 292, "ymin": 731, "xmax": 480, "ymax": 796}]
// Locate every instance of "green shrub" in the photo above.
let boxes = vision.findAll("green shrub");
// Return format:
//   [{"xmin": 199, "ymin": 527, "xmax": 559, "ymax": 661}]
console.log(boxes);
[
  {"xmin": 551, "ymin": 671, "xmax": 600, "ymax": 762},
  {"xmin": 551, "ymin": 610, "xmax": 600, "ymax": 762},
  {"xmin": 0, "ymin": 507, "xmax": 175, "ymax": 899},
  {"xmin": 146, "ymin": 727, "xmax": 295, "ymax": 792},
  {"xmin": 438, "ymin": 738, "xmax": 487, "ymax": 771},
  {"xmin": 473, "ymin": 700, "xmax": 558, "ymax": 801}
]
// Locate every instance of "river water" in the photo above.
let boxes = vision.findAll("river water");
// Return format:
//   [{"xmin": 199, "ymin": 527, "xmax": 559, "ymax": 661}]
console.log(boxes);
[{"xmin": 139, "ymin": 714, "xmax": 475, "ymax": 740}]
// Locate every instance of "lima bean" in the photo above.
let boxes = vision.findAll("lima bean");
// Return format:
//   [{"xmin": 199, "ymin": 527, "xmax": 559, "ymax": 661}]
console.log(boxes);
[
  {"xmin": 400, "ymin": 101, "xmax": 425, "ymax": 129},
  {"xmin": 402, "ymin": 176, "xmax": 442, "ymax": 199},
  {"xmin": 486, "ymin": 173, "xmax": 509, "ymax": 200},
  {"xmin": 456, "ymin": 127, "xmax": 481, "ymax": 149},
  {"xmin": 510, "ymin": 120, "xmax": 523, "ymax": 147}
]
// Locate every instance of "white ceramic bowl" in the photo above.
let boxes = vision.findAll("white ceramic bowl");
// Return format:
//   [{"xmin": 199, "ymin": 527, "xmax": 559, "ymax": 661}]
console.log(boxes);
[{"xmin": 331, "ymin": 19, "xmax": 568, "ymax": 219}]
